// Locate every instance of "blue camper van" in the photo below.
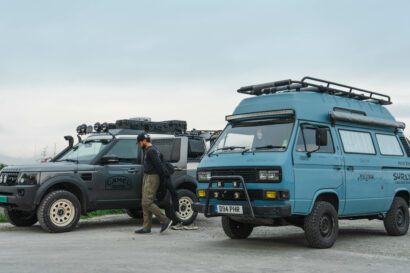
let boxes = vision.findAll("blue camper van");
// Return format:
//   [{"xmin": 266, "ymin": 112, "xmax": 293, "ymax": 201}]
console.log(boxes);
[{"xmin": 193, "ymin": 77, "xmax": 410, "ymax": 248}]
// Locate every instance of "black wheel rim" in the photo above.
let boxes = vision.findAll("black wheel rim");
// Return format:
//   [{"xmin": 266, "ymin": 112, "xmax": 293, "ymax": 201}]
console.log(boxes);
[
  {"xmin": 319, "ymin": 214, "xmax": 333, "ymax": 237},
  {"xmin": 396, "ymin": 208, "xmax": 405, "ymax": 227}
]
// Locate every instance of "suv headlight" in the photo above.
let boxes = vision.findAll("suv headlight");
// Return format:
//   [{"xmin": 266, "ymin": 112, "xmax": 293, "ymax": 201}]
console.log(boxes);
[
  {"xmin": 17, "ymin": 172, "xmax": 40, "ymax": 185},
  {"xmin": 197, "ymin": 171, "xmax": 211, "ymax": 182},
  {"xmin": 258, "ymin": 170, "xmax": 280, "ymax": 182}
]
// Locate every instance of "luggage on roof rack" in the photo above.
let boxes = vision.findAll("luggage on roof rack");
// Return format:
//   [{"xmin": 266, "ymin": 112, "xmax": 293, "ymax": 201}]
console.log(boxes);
[
  {"xmin": 237, "ymin": 76, "xmax": 392, "ymax": 105},
  {"xmin": 115, "ymin": 119, "xmax": 187, "ymax": 134}
]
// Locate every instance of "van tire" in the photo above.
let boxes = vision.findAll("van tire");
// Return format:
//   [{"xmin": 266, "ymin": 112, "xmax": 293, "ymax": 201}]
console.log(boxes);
[
  {"xmin": 165, "ymin": 189, "xmax": 198, "ymax": 225},
  {"xmin": 37, "ymin": 190, "xmax": 81, "ymax": 233},
  {"xmin": 126, "ymin": 209, "xmax": 143, "ymax": 219},
  {"xmin": 4, "ymin": 209, "xmax": 38, "ymax": 227},
  {"xmin": 304, "ymin": 201, "xmax": 339, "ymax": 249},
  {"xmin": 222, "ymin": 216, "xmax": 253, "ymax": 239},
  {"xmin": 384, "ymin": 197, "xmax": 409, "ymax": 236}
]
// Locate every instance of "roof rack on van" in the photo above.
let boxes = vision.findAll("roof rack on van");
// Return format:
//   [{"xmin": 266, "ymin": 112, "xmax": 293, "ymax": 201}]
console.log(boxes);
[{"xmin": 237, "ymin": 76, "xmax": 392, "ymax": 105}]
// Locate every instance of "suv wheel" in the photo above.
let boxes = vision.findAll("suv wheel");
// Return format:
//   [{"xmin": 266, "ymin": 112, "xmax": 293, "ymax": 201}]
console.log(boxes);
[
  {"xmin": 304, "ymin": 201, "xmax": 339, "ymax": 249},
  {"xmin": 126, "ymin": 209, "xmax": 143, "ymax": 219},
  {"xmin": 384, "ymin": 196, "xmax": 409, "ymax": 236},
  {"xmin": 4, "ymin": 209, "xmax": 38, "ymax": 227},
  {"xmin": 222, "ymin": 216, "xmax": 253, "ymax": 239},
  {"xmin": 165, "ymin": 189, "xmax": 198, "ymax": 225},
  {"xmin": 37, "ymin": 190, "xmax": 81, "ymax": 233}
]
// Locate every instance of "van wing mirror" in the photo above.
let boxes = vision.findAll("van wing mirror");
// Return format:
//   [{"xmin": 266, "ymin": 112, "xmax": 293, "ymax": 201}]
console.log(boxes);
[
  {"xmin": 316, "ymin": 128, "xmax": 328, "ymax": 146},
  {"xmin": 101, "ymin": 154, "xmax": 120, "ymax": 164}
]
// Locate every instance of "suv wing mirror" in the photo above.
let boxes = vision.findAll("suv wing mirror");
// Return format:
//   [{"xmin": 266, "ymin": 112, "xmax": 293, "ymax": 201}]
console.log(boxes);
[
  {"xmin": 101, "ymin": 154, "xmax": 120, "ymax": 164},
  {"xmin": 316, "ymin": 128, "xmax": 328, "ymax": 147}
]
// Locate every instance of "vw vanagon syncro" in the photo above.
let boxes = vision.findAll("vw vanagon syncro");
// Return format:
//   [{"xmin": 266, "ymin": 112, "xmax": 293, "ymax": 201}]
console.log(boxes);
[{"xmin": 193, "ymin": 77, "xmax": 410, "ymax": 248}]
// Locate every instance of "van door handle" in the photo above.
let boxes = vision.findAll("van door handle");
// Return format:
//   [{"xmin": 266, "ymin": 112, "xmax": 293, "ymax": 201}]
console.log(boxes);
[
  {"xmin": 346, "ymin": 166, "xmax": 354, "ymax": 171},
  {"xmin": 333, "ymin": 166, "xmax": 342, "ymax": 171},
  {"xmin": 128, "ymin": 168, "xmax": 138, "ymax": 173}
]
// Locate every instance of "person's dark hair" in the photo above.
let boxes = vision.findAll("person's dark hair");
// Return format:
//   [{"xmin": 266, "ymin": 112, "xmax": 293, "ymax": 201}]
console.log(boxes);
[{"xmin": 137, "ymin": 133, "xmax": 151, "ymax": 143}]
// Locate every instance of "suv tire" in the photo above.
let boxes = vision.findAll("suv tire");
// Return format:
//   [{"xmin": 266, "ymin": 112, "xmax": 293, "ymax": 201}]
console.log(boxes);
[
  {"xmin": 222, "ymin": 216, "xmax": 253, "ymax": 239},
  {"xmin": 384, "ymin": 196, "xmax": 409, "ymax": 236},
  {"xmin": 126, "ymin": 209, "xmax": 143, "ymax": 219},
  {"xmin": 165, "ymin": 189, "xmax": 198, "ymax": 225},
  {"xmin": 304, "ymin": 201, "xmax": 339, "ymax": 249},
  {"xmin": 37, "ymin": 190, "xmax": 81, "ymax": 233},
  {"xmin": 4, "ymin": 209, "xmax": 38, "ymax": 227}
]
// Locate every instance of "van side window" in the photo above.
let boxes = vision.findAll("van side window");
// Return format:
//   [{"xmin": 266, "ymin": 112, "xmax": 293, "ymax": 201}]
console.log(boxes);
[
  {"xmin": 296, "ymin": 126, "xmax": 334, "ymax": 153},
  {"xmin": 339, "ymin": 130, "xmax": 376, "ymax": 155},
  {"xmin": 151, "ymin": 138, "xmax": 181, "ymax": 163},
  {"xmin": 376, "ymin": 134, "xmax": 403, "ymax": 156}
]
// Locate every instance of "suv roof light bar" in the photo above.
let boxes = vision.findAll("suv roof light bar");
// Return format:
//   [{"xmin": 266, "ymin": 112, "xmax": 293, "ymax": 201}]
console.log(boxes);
[
  {"xmin": 226, "ymin": 109, "xmax": 295, "ymax": 122},
  {"xmin": 237, "ymin": 76, "xmax": 392, "ymax": 105}
]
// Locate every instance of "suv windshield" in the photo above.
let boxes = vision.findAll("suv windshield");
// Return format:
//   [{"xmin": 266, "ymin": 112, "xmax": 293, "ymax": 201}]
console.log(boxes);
[
  {"xmin": 58, "ymin": 140, "xmax": 110, "ymax": 163},
  {"xmin": 209, "ymin": 120, "xmax": 294, "ymax": 154}
]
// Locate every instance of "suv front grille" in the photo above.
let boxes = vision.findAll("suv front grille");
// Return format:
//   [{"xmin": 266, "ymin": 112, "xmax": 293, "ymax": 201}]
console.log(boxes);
[{"xmin": 0, "ymin": 172, "xmax": 19, "ymax": 186}]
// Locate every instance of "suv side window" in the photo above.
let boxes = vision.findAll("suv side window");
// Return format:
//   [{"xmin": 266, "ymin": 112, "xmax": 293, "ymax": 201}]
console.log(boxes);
[
  {"xmin": 296, "ymin": 125, "xmax": 335, "ymax": 153},
  {"xmin": 376, "ymin": 134, "xmax": 404, "ymax": 156},
  {"xmin": 339, "ymin": 129, "xmax": 376, "ymax": 155},
  {"xmin": 188, "ymin": 138, "xmax": 206, "ymax": 160},
  {"xmin": 152, "ymin": 138, "xmax": 181, "ymax": 163},
  {"xmin": 107, "ymin": 139, "xmax": 139, "ymax": 164}
]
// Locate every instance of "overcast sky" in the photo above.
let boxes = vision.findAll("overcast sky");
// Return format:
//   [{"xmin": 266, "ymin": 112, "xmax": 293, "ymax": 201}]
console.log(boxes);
[{"xmin": 1, "ymin": 0, "xmax": 410, "ymax": 164}]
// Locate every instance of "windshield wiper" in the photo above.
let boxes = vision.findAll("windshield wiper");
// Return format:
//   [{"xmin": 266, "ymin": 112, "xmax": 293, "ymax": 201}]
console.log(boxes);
[
  {"xmin": 58, "ymin": 159, "xmax": 79, "ymax": 163},
  {"xmin": 208, "ymin": 146, "xmax": 246, "ymax": 157},
  {"xmin": 254, "ymin": 145, "xmax": 286, "ymax": 150}
]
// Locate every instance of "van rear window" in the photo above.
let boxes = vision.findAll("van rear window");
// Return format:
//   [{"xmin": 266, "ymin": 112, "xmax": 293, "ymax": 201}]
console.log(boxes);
[
  {"xmin": 339, "ymin": 130, "xmax": 376, "ymax": 155},
  {"xmin": 376, "ymin": 134, "xmax": 403, "ymax": 156}
]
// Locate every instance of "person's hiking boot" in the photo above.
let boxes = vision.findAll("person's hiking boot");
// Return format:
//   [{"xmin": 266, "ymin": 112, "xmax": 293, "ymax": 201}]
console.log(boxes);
[
  {"xmin": 160, "ymin": 220, "xmax": 173, "ymax": 234},
  {"xmin": 171, "ymin": 223, "xmax": 184, "ymax": 230},
  {"xmin": 183, "ymin": 224, "xmax": 199, "ymax": 230},
  {"xmin": 134, "ymin": 228, "xmax": 151, "ymax": 234}
]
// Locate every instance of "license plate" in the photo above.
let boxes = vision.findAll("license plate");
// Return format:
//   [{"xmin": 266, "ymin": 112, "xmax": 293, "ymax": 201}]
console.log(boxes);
[
  {"xmin": 216, "ymin": 205, "xmax": 243, "ymax": 215},
  {"xmin": 0, "ymin": 196, "xmax": 7, "ymax": 203}
]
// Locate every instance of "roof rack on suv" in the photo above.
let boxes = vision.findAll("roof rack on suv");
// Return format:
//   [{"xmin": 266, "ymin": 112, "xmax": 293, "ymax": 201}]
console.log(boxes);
[{"xmin": 237, "ymin": 76, "xmax": 392, "ymax": 105}]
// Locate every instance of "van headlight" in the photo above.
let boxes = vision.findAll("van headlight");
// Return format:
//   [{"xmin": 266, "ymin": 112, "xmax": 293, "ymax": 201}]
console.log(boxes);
[
  {"xmin": 258, "ymin": 170, "xmax": 280, "ymax": 182},
  {"xmin": 197, "ymin": 171, "xmax": 211, "ymax": 182},
  {"xmin": 17, "ymin": 172, "xmax": 40, "ymax": 185}
]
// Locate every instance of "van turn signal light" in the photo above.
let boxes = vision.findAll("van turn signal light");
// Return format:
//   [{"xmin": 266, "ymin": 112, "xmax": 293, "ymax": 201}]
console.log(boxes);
[{"xmin": 265, "ymin": 191, "xmax": 277, "ymax": 199}]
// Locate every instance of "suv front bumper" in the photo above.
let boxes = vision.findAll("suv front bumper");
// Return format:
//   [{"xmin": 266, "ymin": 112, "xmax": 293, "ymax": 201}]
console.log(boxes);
[
  {"xmin": 192, "ymin": 202, "xmax": 291, "ymax": 218},
  {"xmin": 0, "ymin": 185, "xmax": 39, "ymax": 211}
]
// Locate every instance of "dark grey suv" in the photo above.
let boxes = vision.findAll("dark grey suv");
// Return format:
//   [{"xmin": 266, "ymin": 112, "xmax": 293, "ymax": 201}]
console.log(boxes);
[{"xmin": 0, "ymin": 121, "xmax": 213, "ymax": 233}]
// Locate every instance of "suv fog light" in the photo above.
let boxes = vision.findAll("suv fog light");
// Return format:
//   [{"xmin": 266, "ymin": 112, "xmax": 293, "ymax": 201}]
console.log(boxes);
[
  {"xmin": 197, "ymin": 190, "xmax": 206, "ymax": 198},
  {"xmin": 265, "ymin": 191, "xmax": 277, "ymax": 199}
]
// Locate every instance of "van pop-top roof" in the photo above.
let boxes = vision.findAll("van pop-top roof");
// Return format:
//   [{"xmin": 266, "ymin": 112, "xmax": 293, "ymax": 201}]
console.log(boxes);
[{"xmin": 231, "ymin": 76, "xmax": 405, "ymax": 131}]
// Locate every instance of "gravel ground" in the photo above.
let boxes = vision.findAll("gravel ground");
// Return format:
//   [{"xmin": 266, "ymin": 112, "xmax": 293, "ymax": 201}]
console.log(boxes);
[{"xmin": 0, "ymin": 214, "xmax": 409, "ymax": 273}]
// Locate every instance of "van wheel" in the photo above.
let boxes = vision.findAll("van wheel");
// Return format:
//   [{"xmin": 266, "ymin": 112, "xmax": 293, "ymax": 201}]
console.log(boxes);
[
  {"xmin": 384, "ymin": 197, "xmax": 409, "ymax": 236},
  {"xmin": 165, "ymin": 189, "xmax": 198, "ymax": 225},
  {"xmin": 4, "ymin": 209, "xmax": 38, "ymax": 227},
  {"xmin": 222, "ymin": 216, "xmax": 253, "ymax": 239},
  {"xmin": 126, "ymin": 209, "xmax": 143, "ymax": 219},
  {"xmin": 37, "ymin": 190, "xmax": 81, "ymax": 233},
  {"xmin": 304, "ymin": 201, "xmax": 339, "ymax": 248}
]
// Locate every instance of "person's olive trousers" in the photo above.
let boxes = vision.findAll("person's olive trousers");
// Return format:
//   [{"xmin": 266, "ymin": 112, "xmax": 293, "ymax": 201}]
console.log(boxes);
[{"xmin": 141, "ymin": 174, "xmax": 169, "ymax": 229}]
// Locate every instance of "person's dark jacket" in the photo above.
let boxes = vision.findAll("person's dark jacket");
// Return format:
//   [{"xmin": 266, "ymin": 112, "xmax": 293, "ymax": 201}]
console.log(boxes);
[{"xmin": 143, "ymin": 146, "xmax": 165, "ymax": 176}]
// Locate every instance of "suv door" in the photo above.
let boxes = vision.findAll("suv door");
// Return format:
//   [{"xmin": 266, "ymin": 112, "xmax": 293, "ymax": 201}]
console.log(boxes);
[
  {"xmin": 292, "ymin": 122, "xmax": 344, "ymax": 214},
  {"xmin": 92, "ymin": 139, "xmax": 143, "ymax": 208},
  {"xmin": 151, "ymin": 137, "xmax": 186, "ymax": 181}
]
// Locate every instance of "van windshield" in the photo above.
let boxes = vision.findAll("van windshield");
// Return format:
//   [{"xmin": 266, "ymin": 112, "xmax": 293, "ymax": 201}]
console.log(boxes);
[{"xmin": 209, "ymin": 120, "xmax": 294, "ymax": 155}]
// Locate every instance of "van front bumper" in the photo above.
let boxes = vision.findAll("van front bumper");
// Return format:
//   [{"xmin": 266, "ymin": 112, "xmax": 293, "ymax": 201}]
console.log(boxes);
[{"xmin": 192, "ymin": 202, "xmax": 291, "ymax": 218}]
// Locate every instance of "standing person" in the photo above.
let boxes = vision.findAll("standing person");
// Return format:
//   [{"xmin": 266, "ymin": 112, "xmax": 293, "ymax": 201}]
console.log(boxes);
[{"xmin": 135, "ymin": 133, "xmax": 173, "ymax": 234}]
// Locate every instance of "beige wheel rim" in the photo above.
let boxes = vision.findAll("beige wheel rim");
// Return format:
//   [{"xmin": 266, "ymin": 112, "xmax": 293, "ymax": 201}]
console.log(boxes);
[
  {"xmin": 49, "ymin": 199, "xmax": 75, "ymax": 227},
  {"xmin": 176, "ymin": 196, "xmax": 194, "ymax": 220}
]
